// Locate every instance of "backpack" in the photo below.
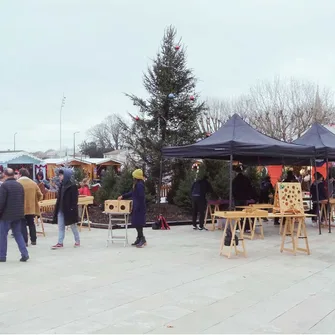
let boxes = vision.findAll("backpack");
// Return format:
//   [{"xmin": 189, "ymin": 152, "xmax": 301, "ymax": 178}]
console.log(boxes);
[
  {"xmin": 224, "ymin": 227, "xmax": 239, "ymax": 246},
  {"xmin": 152, "ymin": 214, "xmax": 170, "ymax": 230},
  {"xmin": 152, "ymin": 221, "xmax": 161, "ymax": 230}
]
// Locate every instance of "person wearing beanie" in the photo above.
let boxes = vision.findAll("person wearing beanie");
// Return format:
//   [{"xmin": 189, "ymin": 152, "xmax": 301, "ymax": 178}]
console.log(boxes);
[
  {"xmin": 51, "ymin": 168, "xmax": 80, "ymax": 249},
  {"xmin": 118, "ymin": 169, "xmax": 147, "ymax": 247}
]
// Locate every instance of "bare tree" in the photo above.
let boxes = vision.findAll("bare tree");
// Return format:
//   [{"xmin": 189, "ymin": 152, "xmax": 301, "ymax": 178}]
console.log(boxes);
[
  {"xmin": 87, "ymin": 113, "xmax": 125, "ymax": 151},
  {"xmin": 201, "ymin": 77, "xmax": 335, "ymax": 141},
  {"xmin": 247, "ymin": 77, "xmax": 335, "ymax": 141},
  {"xmin": 198, "ymin": 96, "xmax": 251, "ymax": 134}
]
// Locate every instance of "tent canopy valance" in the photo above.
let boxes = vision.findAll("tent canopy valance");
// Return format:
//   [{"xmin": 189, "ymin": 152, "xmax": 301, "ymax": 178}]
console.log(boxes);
[{"xmin": 162, "ymin": 114, "xmax": 315, "ymax": 165}]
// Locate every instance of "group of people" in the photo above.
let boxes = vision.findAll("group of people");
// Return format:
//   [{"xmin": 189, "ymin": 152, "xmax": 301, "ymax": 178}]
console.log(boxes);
[
  {"xmin": 0, "ymin": 166, "xmax": 147, "ymax": 262},
  {"xmin": 190, "ymin": 165, "xmax": 335, "ymax": 230},
  {"xmin": 0, "ymin": 168, "xmax": 82, "ymax": 262}
]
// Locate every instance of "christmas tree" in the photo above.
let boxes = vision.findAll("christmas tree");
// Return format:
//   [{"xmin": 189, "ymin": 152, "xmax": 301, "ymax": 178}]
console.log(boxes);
[{"xmin": 121, "ymin": 26, "xmax": 205, "ymax": 202}]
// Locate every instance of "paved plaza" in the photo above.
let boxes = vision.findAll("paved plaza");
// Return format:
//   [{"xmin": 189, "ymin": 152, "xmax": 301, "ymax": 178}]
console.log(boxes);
[{"xmin": 1, "ymin": 221, "xmax": 335, "ymax": 334}]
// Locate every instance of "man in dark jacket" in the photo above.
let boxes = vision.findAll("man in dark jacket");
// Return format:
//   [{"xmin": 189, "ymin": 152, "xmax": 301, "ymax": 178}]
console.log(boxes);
[
  {"xmin": 232, "ymin": 170, "xmax": 255, "ymax": 205},
  {"xmin": 191, "ymin": 169, "xmax": 213, "ymax": 231},
  {"xmin": 51, "ymin": 168, "xmax": 80, "ymax": 249},
  {"xmin": 310, "ymin": 172, "xmax": 326, "ymax": 222},
  {"xmin": 232, "ymin": 169, "xmax": 255, "ymax": 231},
  {"xmin": 0, "ymin": 168, "xmax": 29, "ymax": 262}
]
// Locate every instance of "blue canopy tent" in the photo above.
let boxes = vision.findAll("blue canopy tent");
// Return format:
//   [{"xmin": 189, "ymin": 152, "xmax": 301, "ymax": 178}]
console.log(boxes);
[{"xmin": 163, "ymin": 114, "xmax": 315, "ymax": 165}]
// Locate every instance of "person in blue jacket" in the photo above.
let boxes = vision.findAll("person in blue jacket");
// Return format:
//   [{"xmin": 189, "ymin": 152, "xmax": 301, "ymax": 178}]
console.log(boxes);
[{"xmin": 118, "ymin": 169, "xmax": 147, "ymax": 248}]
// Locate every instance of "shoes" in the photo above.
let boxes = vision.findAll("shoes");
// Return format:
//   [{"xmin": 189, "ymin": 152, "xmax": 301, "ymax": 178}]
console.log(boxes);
[
  {"xmin": 0, "ymin": 259, "xmax": 6, "ymax": 262},
  {"xmin": 193, "ymin": 225, "xmax": 198, "ymax": 230},
  {"xmin": 31, "ymin": 242, "xmax": 36, "ymax": 246},
  {"xmin": 51, "ymin": 243, "xmax": 63, "ymax": 249},
  {"xmin": 136, "ymin": 237, "xmax": 147, "ymax": 248},
  {"xmin": 74, "ymin": 242, "xmax": 80, "ymax": 248},
  {"xmin": 131, "ymin": 237, "xmax": 140, "ymax": 246},
  {"xmin": 198, "ymin": 227, "xmax": 208, "ymax": 231},
  {"xmin": 20, "ymin": 255, "xmax": 29, "ymax": 262}
]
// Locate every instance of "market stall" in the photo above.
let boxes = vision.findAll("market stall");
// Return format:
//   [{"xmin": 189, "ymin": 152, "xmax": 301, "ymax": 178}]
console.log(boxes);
[
  {"xmin": 293, "ymin": 123, "xmax": 335, "ymax": 233},
  {"xmin": 0, "ymin": 151, "xmax": 42, "ymax": 179},
  {"xmin": 162, "ymin": 114, "xmax": 315, "ymax": 209}
]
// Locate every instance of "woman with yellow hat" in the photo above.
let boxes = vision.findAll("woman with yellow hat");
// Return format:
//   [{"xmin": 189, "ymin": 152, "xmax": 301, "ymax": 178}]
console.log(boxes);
[{"xmin": 118, "ymin": 169, "xmax": 147, "ymax": 247}]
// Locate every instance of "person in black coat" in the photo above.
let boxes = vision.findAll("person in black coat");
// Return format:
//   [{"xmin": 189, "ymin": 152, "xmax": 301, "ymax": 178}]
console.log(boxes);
[
  {"xmin": 232, "ymin": 170, "xmax": 255, "ymax": 205},
  {"xmin": 283, "ymin": 170, "xmax": 297, "ymax": 183},
  {"xmin": 119, "ymin": 169, "xmax": 146, "ymax": 248},
  {"xmin": 0, "ymin": 168, "xmax": 29, "ymax": 262},
  {"xmin": 259, "ymin": 176, "xmax": 274, "ymax": 204},
  {"xmin": 232, "ymin": 169, "xmax": 256, "ymax": 231},
  {"xmin": 191, "ymin": 170, "xmax": 213, "ymax": 231},
  {"xmin": 51, "ymin": 168, "xmax": 80, "ymax": 249},
  {"xmin": 310, "ymin": 172, "xmax": 326, "ymax": 222}
]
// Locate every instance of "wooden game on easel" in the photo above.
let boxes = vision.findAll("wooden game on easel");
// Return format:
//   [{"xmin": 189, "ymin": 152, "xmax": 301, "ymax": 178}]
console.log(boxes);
[
  {"xmin": 273, "ymin": 182, "xmax": 310, "ymax": 255},
  {"xmin": 273, "ymin": 183, "xmax": 304, "ymax": 214},
  {"xmin": 104, "ymin": 200, "xmax": 132, "ymax": 247}
]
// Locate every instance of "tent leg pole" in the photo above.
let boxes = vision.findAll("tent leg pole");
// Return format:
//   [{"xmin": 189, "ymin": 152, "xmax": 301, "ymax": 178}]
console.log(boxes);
[
  {"xmin": 229, "ymin": 155, "xmax": 233, "ymax": 210},
  {"xmin": 314, "ymin": 159, "xmax": 322, "ymax": 235},
  {"xmin": 327, "ymin": 157, "xmax": 331, "ymax": 233}
]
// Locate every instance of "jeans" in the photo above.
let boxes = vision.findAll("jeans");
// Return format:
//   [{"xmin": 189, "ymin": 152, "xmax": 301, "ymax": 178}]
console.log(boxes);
[
  {"xmin": 0, "ymin": 220, "xmax": 29, "ymax": 260},
  {"xmin": 192, "ymin": 197, "xmax": 206, "ymax": 228},
  {"xmin": 21, "ymin": 215, "xmax": 37, "ymax": 244},
  {"xmin": 57, "ymin": 211, "xmax": 80, "ymax": 244}
]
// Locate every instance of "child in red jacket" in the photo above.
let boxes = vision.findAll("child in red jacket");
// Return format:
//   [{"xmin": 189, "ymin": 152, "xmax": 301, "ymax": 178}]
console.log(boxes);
[
  {"xmin": 79, "ymin": 179, "xmax": 91, "ymax": 196},
  {"xmin": 78, "ymin": 179, "xmax": 91, "ymax": 222}
]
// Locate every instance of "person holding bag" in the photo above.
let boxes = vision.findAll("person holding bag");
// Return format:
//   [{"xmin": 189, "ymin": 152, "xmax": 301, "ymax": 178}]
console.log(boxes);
[
  {"xmin": 51, "ymin": 168, "xmax": 80, "ymax": 249},
  {"xmin": 118, "ymin": 169, "xmax": 147, "ymax": 248}
]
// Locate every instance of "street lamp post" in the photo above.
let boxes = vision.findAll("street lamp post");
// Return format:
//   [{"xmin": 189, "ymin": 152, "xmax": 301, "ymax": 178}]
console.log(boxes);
[
  {"xmin": 14, "ymin": 132, "xmax": 17, "ymax": 151},
  {"xmin": 59, "ymin": 94, "xmax": 66, "ymax": 156},
  {"xmin": 73, "ymin": 131, "xmax": 80, "ymax": 158}
]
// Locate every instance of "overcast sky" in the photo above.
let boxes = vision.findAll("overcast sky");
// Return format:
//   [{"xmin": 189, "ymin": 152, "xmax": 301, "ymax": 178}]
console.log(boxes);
[{"xmin": 1, "ymin": 0, "xmax": 335, "ymax": 152}]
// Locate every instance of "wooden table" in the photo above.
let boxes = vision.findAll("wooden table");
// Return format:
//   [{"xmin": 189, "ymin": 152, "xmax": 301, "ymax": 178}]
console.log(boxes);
[
  {"xmin": 268, "ymin": 213, "xmax": 312, "ymax": 255},
  {"xmin": 235, "ymin": 204, "xmax": 274, "ymax": 210},
  {"xmin": 231, "ymin": 207, "xmax": 269, "ymax": 240},
  {"xmin": 214, "ymin": 210, "xmax": 268, "ymax": 258},
  {"xmin": 214, "ymin": 211, "xmax": 247, "ymax": 259},
  {"xmin": 320, "ymin": 199, "xmax": 335, "ymax": 227},
  {"xmin": 38, "ymin": 195, "xmax": 94, "ymax": 232},
  {"xmin": 204, "ymin": 200, "xmax": 229, "ymax": 230}
]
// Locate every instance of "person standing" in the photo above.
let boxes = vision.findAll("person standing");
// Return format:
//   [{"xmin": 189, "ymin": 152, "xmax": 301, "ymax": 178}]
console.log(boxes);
[
  {"xmin": 17, "ymin": 168, "xmax": 43, "ymax": 246},
  {"xmin": 0, "ymin": 168, "xmax": 29, "ymax": 262},
  {"xmin": 118, "ymin": 169, "xmax": 146, "ymax": 248},
  {"xmin": 310, "ymin": 172, "xmax": 326, "ymax": 224},
  {"xmin": 259, "ymin": 176, "xmax": 274, "ymax": 204},
  {"xmin": 191, "ymin": 169, "xmax": 213, "ymax": 231},
  {"xmin": 259, "ymin": 176, "xmax": 274, "ymax": 222},
  {"xmin": 78, "ymin": 178, "xmax": 91, "ymax": 221},
  {"xmin": 51, "ymin": 168, "xmax": 80, "ymax": 249},
  {"xmin": 232, "ymin": 167, "xmax": 255, "ymax": 231}
]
